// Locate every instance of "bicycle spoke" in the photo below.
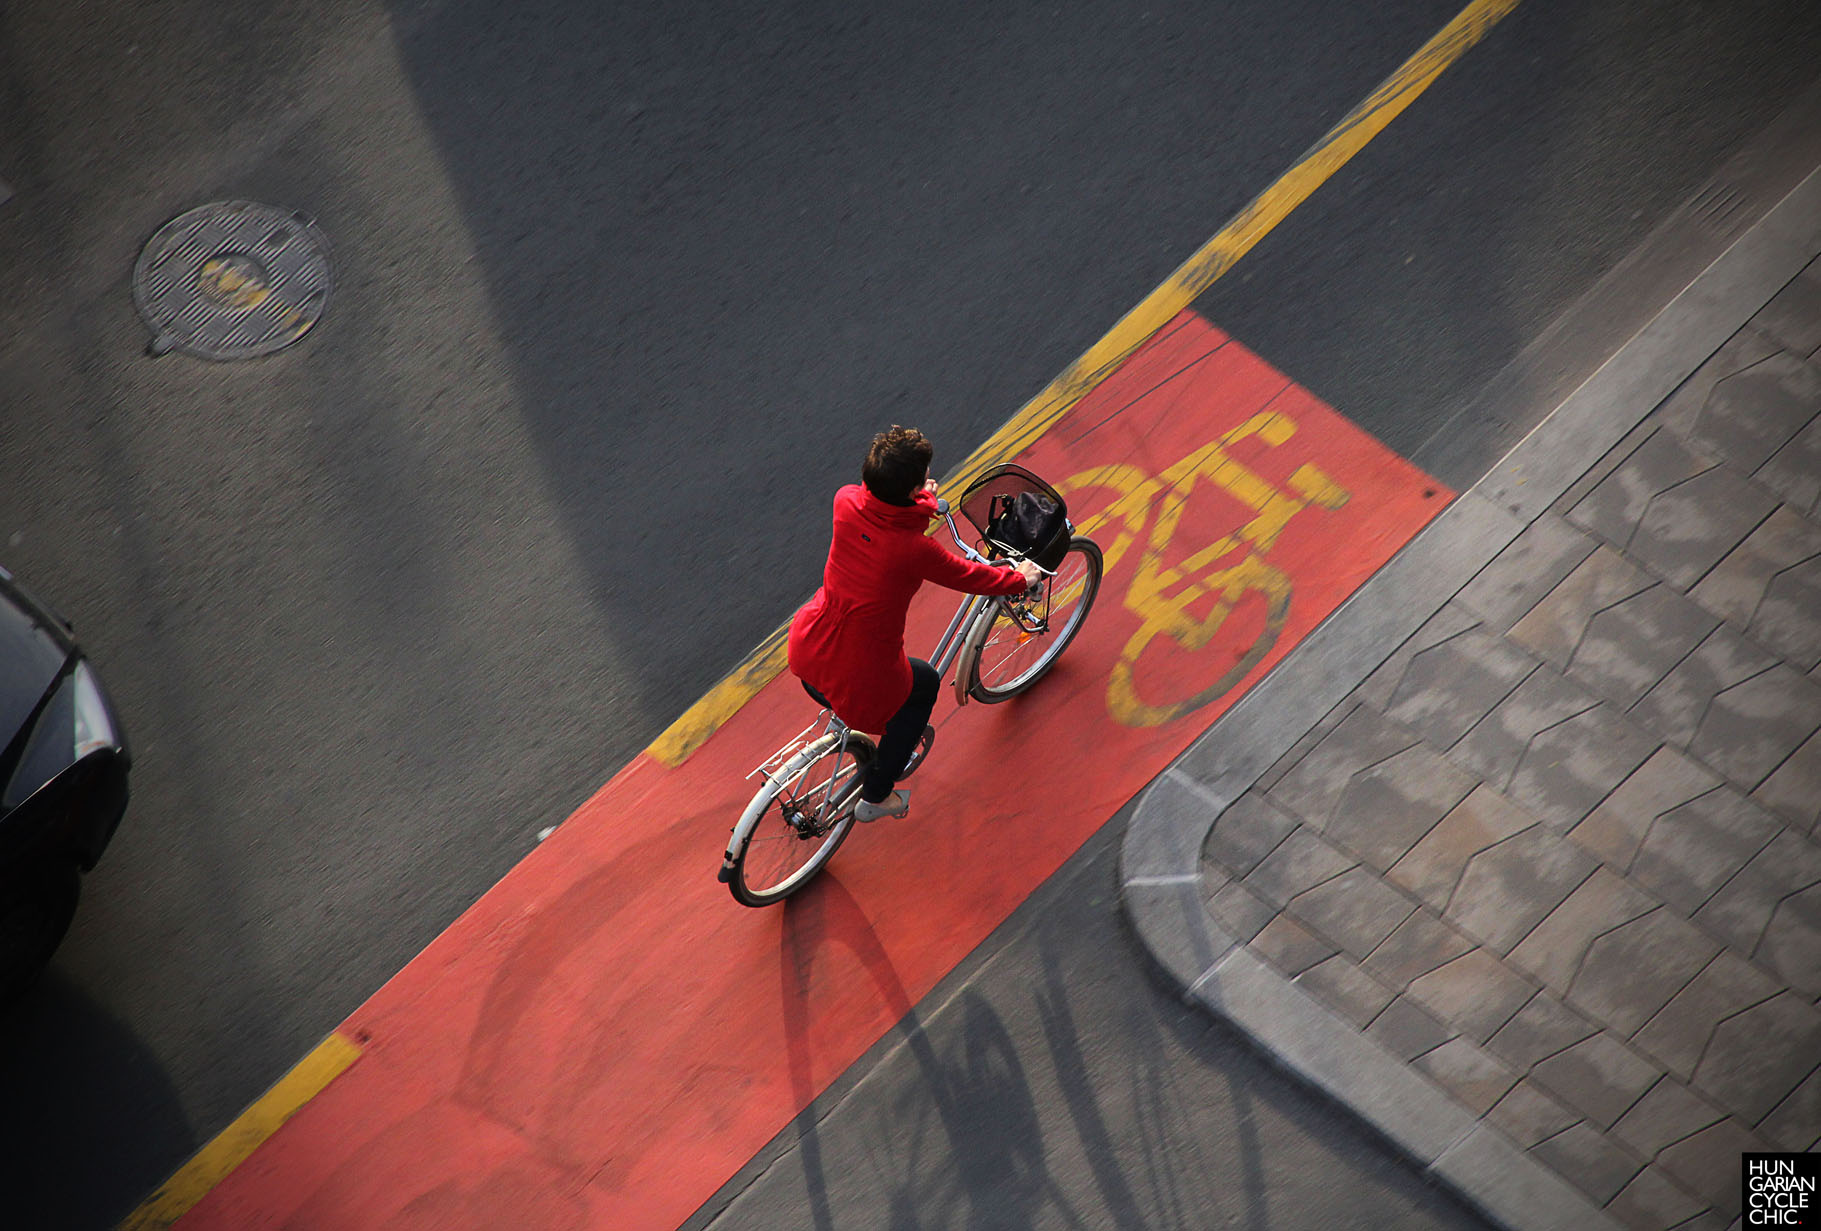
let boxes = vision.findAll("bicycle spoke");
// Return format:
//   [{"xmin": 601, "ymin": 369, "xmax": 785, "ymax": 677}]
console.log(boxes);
[
  {"xmin": 730, "ymin": 735, "xmax": 867, "ymax": 905},
  {"xmin": 973, "ymin": 544, "xmax": 1098, "ymax": 695}
]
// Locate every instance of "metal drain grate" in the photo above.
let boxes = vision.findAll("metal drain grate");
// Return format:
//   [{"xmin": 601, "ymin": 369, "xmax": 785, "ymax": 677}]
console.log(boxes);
[{"xmin": 133, "ymin": 201, "xmax": 332, "ymax": 360}]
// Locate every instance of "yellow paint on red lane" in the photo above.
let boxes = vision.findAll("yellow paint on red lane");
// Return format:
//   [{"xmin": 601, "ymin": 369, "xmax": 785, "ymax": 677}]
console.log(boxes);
[
  {"xmin": 119, "ymin": 1032, "xmax": 362, "ymax": 1231},
  {"xmin": 649, "ymin": 0, "xmax": 1523, "ymax": 767}
]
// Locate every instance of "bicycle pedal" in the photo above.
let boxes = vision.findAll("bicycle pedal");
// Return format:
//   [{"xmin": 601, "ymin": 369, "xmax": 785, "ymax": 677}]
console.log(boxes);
[{"xmin": 897, "ymin": 726, "xmax": 936, "ymax": 779}]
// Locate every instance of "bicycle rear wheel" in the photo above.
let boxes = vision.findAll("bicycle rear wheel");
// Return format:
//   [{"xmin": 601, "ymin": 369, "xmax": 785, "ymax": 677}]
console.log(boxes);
[
  {"xmin": 964, "ymin": 536, "xmax": 1103, "ymax": 702},
  {"xmin": 725, "ymin": 731, "xmax": 873, "ymax": 907}
]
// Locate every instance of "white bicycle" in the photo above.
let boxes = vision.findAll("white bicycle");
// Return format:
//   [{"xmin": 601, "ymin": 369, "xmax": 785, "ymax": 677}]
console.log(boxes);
[{"xmin": 719, "ymin": 465, "xmax": 1103, "ymax": 907}]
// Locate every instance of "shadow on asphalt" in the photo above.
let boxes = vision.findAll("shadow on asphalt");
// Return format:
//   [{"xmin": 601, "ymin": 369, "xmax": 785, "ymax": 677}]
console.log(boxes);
[{"xmin": 0, "ymin": 970, "xmax": 193, "ymax": 1231}]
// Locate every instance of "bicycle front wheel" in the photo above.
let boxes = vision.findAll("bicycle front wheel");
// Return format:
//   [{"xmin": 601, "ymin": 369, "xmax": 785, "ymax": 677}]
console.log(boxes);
[
  {"xmin": 965, "ymin": 536, "xmax": 1103, "ymax": 702},
  {"xmin": 725, "ymin": 732, "xmax": 873, "ymax": 907}
]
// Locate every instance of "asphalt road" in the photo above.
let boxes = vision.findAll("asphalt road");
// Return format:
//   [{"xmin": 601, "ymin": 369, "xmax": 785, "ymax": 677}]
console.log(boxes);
[{"xmin": 0, "ymin": 0, "xmax": 1817, "ymax": 1226}]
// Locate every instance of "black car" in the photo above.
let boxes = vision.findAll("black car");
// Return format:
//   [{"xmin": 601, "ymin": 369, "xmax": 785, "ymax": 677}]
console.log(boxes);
[{"xmin": 0, "ymin": 565, "xmax": 130, "ymax": 1001}]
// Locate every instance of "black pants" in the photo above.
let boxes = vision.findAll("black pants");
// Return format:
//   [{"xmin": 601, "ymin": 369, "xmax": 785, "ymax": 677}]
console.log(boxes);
[{"xmin": 862, "ymin": 658, "xmax": 939, "ymax": 802}]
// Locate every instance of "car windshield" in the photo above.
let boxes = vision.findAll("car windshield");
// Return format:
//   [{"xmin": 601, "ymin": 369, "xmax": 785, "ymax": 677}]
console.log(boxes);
[
  {"xmin": 2, "ymin": 673, "xmax": 77, "ymax": 810},
  {"xmin": 0, "ymin": 579, "xmax": 72, "ymax": 764}
]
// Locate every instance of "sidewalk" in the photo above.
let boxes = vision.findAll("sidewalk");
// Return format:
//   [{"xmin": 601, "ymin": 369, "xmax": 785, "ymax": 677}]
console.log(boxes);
[{"xmin": 1121, "ymin": 167, "xmax": 1821, "ymax": 1228}]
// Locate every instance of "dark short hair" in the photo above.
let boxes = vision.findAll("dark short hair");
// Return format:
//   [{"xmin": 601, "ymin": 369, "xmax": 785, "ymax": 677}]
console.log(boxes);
[{"xmin": 862, "ymin": 426, "xmax": 933, "ymax": 505}]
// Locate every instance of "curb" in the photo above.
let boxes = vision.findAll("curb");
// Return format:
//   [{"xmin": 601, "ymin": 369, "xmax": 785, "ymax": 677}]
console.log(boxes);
[{"xmin": 1119, "ymin": 110, "xmax": 1821, "ymax": 1231}]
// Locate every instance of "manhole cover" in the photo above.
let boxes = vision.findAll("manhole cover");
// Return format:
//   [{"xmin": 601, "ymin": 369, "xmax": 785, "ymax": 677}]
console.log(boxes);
[{"xmin": 132, "ymin": 201, "xmax": 332, "ymax": 360}]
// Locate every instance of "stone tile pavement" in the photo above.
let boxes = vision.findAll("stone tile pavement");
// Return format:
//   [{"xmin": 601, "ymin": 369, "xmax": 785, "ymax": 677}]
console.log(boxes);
[{"xmin": 1121, "ymin": 167, "xmax": 1821, "ymax": 1228}]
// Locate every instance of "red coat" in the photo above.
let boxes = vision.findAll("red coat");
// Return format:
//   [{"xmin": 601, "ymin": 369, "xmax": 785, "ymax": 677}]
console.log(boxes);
[{"xmin": 788, "ymin": 484, "xmax": 1029, "ymax": 733}]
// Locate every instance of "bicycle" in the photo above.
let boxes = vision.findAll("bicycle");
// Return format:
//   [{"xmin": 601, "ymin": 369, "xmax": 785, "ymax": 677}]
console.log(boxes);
[{"xmin": 718, "ymin": 464, "xmax": 1104, "ymax": 907}]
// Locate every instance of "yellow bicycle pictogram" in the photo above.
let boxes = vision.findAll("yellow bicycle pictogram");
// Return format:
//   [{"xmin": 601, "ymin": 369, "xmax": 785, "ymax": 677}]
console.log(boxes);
[{"xmin": 1057, "ymin": 410, "xmax": 1350, "ymax": 727}]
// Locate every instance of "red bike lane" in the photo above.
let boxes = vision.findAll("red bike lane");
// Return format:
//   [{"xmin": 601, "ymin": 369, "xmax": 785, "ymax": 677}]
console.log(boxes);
[{"xmin": 177, "ymin": 310, "xmax": 1448, "ymax": 1229}]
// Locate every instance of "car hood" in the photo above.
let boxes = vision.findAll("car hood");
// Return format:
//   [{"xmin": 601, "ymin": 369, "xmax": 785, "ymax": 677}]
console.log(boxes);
[{"xmin": 0, "ymin": 573, "xmax": 76, "ymax": 745}]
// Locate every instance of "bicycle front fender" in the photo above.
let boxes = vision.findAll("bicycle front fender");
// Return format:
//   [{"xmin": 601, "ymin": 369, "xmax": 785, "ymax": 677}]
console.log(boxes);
[{"xmin": 950, "ymin": 597, "xmax": 1002, "ymax": 708}]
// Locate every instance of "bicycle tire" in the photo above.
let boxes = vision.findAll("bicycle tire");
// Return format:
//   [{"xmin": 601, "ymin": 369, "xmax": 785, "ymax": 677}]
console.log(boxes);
[
  {"xmin": 963, "ymin": 535, "xmax": 1103, "ymax": 703},
  {"xmin": 725, "ymin": 731, "xmax": 873, "ymax": 907}
]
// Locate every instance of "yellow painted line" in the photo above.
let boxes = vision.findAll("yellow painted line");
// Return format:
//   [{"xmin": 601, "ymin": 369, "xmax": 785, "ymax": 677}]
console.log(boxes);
[
  {"xmin": 119, "ymin": 1031, "xmax": 363, "ymax": 1231},
  {"xmin": 648, "ymin": 0, "xmax": 1524, "ymax": 768}
]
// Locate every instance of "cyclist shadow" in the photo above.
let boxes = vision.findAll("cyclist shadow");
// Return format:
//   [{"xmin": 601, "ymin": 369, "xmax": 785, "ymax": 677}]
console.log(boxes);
[{"xmin": 779, "ymin": 876, "xmax": 1068, "ymax": 1231}]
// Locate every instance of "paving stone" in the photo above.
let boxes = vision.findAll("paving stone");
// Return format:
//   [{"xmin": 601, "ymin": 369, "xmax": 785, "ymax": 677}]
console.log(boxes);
[
  {"xmin": 1754, "ymin": 555, "xmax": 1821, "ymax": 670},
  {"xmin": 1569, "ymin": 747, "xmax": 1723, "ymax": 871},
  {"xmin": 1508, "ymin": 702, "xmax": 1658, "ymax": 832},
  {"xmin": 1568, "ymin": 585, "xmax": 1720, "ymax": 710},
  {"xmin": 1452, "ymin": 666, "xmax": 1600, "ymax": 792},
  {"xmin": 1689, "ymin": 506, "xmax": 1821, "ymax": 630},
  {"xmin": 1690, "ymin": 664, "xmax": 1821, "ymax": 789},
  {"xmin": 1412, "ymin": 1036, "xmax": 1522, "ymax": 1116},
  {"xmin": 1530, "ymin": 1032, "xmax": 1661, "ymax": 1129},
  {"xmin": 1383, "ymin": 625, "xmax": 1538, "ymax": 751},
  {"xmin": 1202, "ymin": 791, "xmax": 1299, "ymax": 877},
  {"xmin": 1362, "ymin": 908, "xmax": 1476, "ymax": 990},
  {"xmin": 1753, "ymin": 727, "xmax": 1821, "ymax": 835},
  {"xmin": 1243, "ymin": 827, "xmax": 1353, "ymax": 908},
  {"xmin": 1286, "ymin": 866, "xmax": 1415, "ymax": 961},
  {"xmin": 1354, "ymin": 605, "xmax": 1481, "ymax": 714},
  {"xmin": 1200, "ymin": 859, "xmax": 1233, "ymax": 904},
  {"xmin": 1568, "ymin": 429, "xmax": 1715, "ymax": 551},
  {"xmin": 1631, "ymin": 786, "xmax": 1782, "ymax": 918},
  {"xmin": 1322, "ymin": 743, "xmax": 1480, "ymax": 872},
  {"xmin": 1365, "ymin": 995, "xmax": 1457, "ymax": 1062},
  {"xmin": 1205, "ymin": 879, "xmax": 1279, "ymax": 943},
  {"xmin": 1656, "ymin": 326, "xmax": 1786, "ymax": 439},
  {"xmin": 1629, "ymin": 465, "xmax": 1781, "ymax": 591},
  {"xmin": 1531, "ymin": 1121, "xmax": 1646, "ymax": 1205},
  {"xmin": 1692, "ymin": 828, "xmax": 1821, "ymax": 962},
  {"xmin": 1690, "ymin": 352, "xmax": 1821, "ymax": 474},
  {"xmin": 1633, "ymin": 950, "xmax": 1783, "ymax": 1082},
  {"xmin": 1508, "ymin": 867, "xmax": 1659, "ymax": 997},
  {"xmin": 1758, "ymin": 881, "xmax": 1821, "ymax": 998},
  {"xmin": 1292, "ymin": 953, "xmax": 1397, "ymax": 1028},
  {"xmin": 1750, "ymin": 263, "xmax": 1821, "ymax": 354},
  {"xmin": 1450, "ymin": 826, "xmax": 1597, "ymax": 954},
  {"xmin": 1406, "ymin": 948, "xmax": 1537, "ymax": 1043},
  {"xmin": 1655, "ymin": 1117, "xmax": 1769, "ymax": 1219},
  {"xmin": 1569, "ymin": 908, "xmax": 1721, "ymax": 1037},
  {"xmin": 1510, "ymin": 547, "xmax": 1658, "ymax": 671},
  {"xmin": 1692, "ymin": 992, "xmax": 1821, "ymax": 1124},
  {"xmin": 1632, "ymin": 626, "xmax": 1778, "ymax": 750},
  {"xmin": 1255, "ymin": 697, "xmax": 1360, "ymax": 795},
  {"xmin": 1389, "ymin": 785, "xmax": 1538, "ymax": 912},
  {"xmin": 1457, "ymin": 514, "xmax": 1599, "ymax": 632},
  {"xmin": 1267, "ymin": 705, "xmax": 1417, "ymax": 830},
  {"xmin": 1756, "ymin": 418, "xmax": 1821, "ymax": 518},
  {"xmin": 1756, "ymin": 1064, "xmax": 1821, "ymax": 1152},
  {"xmin": 1247, "ymin": 912, "xmax": 1337, "ymax": 978},
  {"xmin": 1610, "ymin": 1076, "xmax": 1729, "ymax": 1159},
  {"xmin": 1605, "ymin": 1166, "xmax": 1708, "ymax": 1231},
  {"xmin": 1486, "ymin": 991, "xmax": 1600, "ymax": 1070},
  {"xmin": 1486, "ymin": 1079, "xmax": 1582, "ymax": 1149}
]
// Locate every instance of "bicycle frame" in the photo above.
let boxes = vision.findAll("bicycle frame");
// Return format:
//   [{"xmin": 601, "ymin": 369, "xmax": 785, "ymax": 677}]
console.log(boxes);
[{"xmin": 721, "ymin": 487, "xmax": 1089, "ymax": 902}]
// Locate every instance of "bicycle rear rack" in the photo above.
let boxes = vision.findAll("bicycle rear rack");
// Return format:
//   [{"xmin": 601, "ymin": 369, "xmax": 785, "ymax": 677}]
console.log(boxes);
[{"xmin": 747, "ymin": 713, "xmax": 845, "ymax": 786}]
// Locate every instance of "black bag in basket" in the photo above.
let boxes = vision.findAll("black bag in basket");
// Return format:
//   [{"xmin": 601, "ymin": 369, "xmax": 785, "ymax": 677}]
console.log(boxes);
[{"xmin": 986, "ymin": 490, "xmax": 1070, "ymax": 571}]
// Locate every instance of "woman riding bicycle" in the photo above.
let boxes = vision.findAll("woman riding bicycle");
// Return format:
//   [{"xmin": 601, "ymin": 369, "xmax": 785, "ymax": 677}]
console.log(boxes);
[{"xmin": 788, "ymin": 427, "xmax": 1041, "ymax": 823}]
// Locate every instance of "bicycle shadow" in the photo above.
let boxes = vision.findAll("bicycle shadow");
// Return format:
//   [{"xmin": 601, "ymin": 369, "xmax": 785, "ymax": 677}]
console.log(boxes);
[{"xmin": 777, "ymin": 875, "xmax": 1076, "ymax": 1231}]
